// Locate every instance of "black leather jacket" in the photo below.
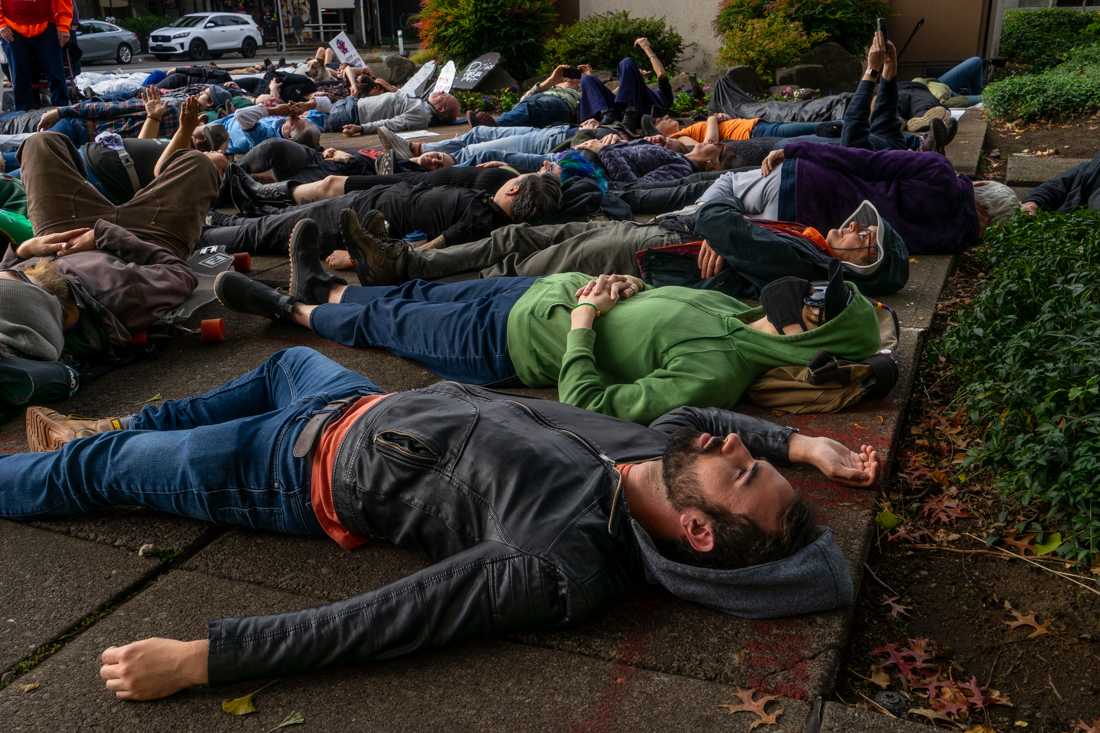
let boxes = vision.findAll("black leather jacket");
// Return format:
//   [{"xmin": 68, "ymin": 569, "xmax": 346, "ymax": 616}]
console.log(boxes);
[{"xmin": 207, "ymin": 382, "xmax": 794, "ymax": 683}]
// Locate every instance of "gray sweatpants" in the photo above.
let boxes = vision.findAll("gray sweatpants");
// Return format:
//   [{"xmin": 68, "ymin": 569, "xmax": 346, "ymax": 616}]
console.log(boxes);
[{"xmin": 406, "ymin": 221, "xmax": 684, "ymax": 280}]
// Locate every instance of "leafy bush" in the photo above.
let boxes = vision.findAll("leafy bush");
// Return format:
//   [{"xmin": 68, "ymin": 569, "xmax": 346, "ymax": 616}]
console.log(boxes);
[
  {"xmin": 541, "ymin": 11, "xmax": 683, "ymax": 75},
  {"xmin": 999, "ymin": 8, "xmax": 1100, "ymax": 70},
  {"xmin": 453, "ymin": 88, "xmax": 519, "ymax": 114},
  {"xmin": 984, "ymin": 56, "xmax": 1100, "ymax": 121},
  {"xmin": 939, "ymin": 211, "xmax": 1100, "ymax": 564},
  {"xmin": 114, "ymin": 15, "xmax": 173, "ymax": 52},
  {"xmin": 716, "ymin": 0, "xmax": 886, "ymax": 54},
  {"xmin": 717, "ymin": 13, "xmax": 825, "ymax": 83},
  {"xmin": 414, "ymin": 0, "xmax": 557, "ymax": 81}
]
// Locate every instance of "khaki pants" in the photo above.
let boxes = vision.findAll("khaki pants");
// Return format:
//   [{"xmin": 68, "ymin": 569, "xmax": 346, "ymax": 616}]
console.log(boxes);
[
  {"xmin": 19, "ymin": 132, "xmax": 221, "ymax": 260},
  {"xmin": 407, "ymin": 221, "xmax": 684, "ymax": 280}
]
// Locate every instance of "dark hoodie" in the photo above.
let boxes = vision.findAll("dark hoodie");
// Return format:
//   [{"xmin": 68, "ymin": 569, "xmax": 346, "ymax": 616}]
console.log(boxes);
[{"xmin": 638, "ymin": 196, "xmax": 908, "ymax": 298}]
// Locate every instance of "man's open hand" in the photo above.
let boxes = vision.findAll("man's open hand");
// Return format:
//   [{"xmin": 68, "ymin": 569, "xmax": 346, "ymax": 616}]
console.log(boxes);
[
  {"xmin": 341, "ymin": 124, "xmax": 364, "ymax": 137},
  {"xmin": 761, "ymin": 148, "xmax": 785, "ymax": 176},
  {"xmin": 791, "ymin": 434, "xmax": 880, "ymax": 487},
  {"xmin": 37, "ymin": 108, "xmax": 61, "ymax": 131},
  {"xmin": 178, "ymin": 96, "xmax": 203, "ymax": 129},
  {"xmin": 99, "ymin": 638, "xmax": 208, "ymax": 701},
  {"xmin": 16, "ymin": 228, "xmax": 93, "ymax": 258},
  {"xmin": 141, "ymin": 87, "xmax": 167, "ymax": 121}
]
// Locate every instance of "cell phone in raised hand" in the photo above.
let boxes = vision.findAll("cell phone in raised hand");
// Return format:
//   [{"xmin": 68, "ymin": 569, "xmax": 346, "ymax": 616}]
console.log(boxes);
[{"xmin": 877, "ymin": 17, "xmax": 889, "ymax": 43}]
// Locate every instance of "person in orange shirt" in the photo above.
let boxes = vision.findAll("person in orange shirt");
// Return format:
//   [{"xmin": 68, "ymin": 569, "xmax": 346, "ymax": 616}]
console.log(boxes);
[
  {"xmin": 666, "ymin": 113, "xmax": 824, "ymax": 147},
  {"xmin": 0, "ymin": 0, "xmax": 73, "ymax": 110}
]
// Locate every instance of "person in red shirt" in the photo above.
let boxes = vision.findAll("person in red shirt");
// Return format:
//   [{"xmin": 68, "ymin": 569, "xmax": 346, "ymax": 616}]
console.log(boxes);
[{"xmin": 0, "ymin": 0, "xmax": 72, "ymax": 109}]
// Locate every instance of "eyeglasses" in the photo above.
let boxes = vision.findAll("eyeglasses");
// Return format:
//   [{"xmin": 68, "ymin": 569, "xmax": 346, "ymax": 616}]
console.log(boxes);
[{"xmin": 832, "ymin": 226, "xmax": 877, "ymax": 252}]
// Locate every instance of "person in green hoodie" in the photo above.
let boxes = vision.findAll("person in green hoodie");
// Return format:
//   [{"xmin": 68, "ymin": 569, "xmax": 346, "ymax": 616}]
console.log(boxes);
[{"xmin": 216, "ymin": 215, "xmax": 883, "ymax": 425}]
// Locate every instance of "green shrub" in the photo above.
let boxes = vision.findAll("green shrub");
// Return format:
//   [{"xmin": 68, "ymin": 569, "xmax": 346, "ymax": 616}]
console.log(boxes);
[
  {"xmin": 541, "ymin": 11, "xmax": 683, "ymax": 75},
  {"xmin": 938, "ymin": 211, "xmax": 1100, "ymax": 565},
  {"xmin": 414, "ymin": 0, "xmax": 557, "ymax": 80},
  {"xmin": 984, "ymin": 60, "xmax": 1100, "ymax": 121},
  {"xmin": 718, "ymin": 13, "xmax": 825, "ymax": 83},
  {"xmin": 999, "ymin": 8, "xmax": 1100, "ymax": 70},
  {"xmin": 716, "ymin": 0, "xmax": 886, "ymax": 54},
  {"xmin": 454, "ymin": 88, "xmax": 519, "ymax": 114},
  {"xmin": 115, "ymin": 15, "xmax": 173, "ymax": 52}
]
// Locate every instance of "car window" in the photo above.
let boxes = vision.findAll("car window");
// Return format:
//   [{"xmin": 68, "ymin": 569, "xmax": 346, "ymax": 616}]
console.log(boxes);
[
  {"xmin": 80, "ymin": 22, "xmax": 101, "ymax": 34},
  {"xmin": 171, "ymin": 15, "xmax": 209, "ymax": 28},
  {"xmin": 105, "ymin": 24, "xmax": 122, "ymax": 32}
]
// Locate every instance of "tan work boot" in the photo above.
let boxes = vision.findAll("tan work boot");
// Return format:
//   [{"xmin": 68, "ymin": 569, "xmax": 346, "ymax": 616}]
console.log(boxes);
[
  {"xmin": 25, "ymin": 407, "xmax": 124, "ymax": 452},
  {"xmin": 905, "ymin": 105, "xmax": 950, "ymax": 132}
]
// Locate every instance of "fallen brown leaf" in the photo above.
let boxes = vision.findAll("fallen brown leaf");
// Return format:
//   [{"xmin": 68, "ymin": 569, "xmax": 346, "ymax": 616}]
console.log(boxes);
[
  {"xmin": 719, "ymin": 688, "xmax": 784, "ymax": 730},
  {"xmin": 1003, "ymin": 608, "xmax": 1051, "ymax": 639}
]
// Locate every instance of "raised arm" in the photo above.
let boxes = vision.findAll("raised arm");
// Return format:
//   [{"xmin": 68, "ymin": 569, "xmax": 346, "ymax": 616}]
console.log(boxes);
[
  {"xmin": 153, "ymin": 96, "xmax": 202, "ymax": 177},
  {"xmin": 635, "ymin": 37, "xmax": 665, "ymax": 79}
]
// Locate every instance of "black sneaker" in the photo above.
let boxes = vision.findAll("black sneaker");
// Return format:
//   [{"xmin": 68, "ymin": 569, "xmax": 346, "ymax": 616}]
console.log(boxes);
[
  {"xmin": 920, "ymin": 117, "xmax": 948, "ymax": 154},
  {"xmin": 339, "ymin": 208, "xmax": 403, "ymax": 284},
  {"xmin": 374, "ymin": 149, "xmax": 396, "ymax": 176},
  {"xmin": 288, "ymin": 218, "xmax": 346, "ymax": 305},
  {"xmin": 214, "ymin": 271, "xmax": 295, "ymax": 321},
  {"xmin": 815, "ymin": 121, "xmax": 843, "ymax": 138}
]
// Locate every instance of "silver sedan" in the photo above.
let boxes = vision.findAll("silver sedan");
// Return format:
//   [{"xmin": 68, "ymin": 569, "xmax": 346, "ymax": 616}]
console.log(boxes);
[{"xmin": 74, "ymin": 20, "xmax": 141, "ymax": 65}]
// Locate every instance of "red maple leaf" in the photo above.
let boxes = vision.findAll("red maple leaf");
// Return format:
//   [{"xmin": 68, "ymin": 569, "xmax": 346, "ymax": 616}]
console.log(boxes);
[{"xmin": 920, "ymin": 489, "xmax": 971, "ymax": 524}]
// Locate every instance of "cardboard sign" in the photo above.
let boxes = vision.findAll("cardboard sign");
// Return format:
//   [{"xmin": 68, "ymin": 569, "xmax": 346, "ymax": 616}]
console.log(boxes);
[
  {"xmin": 328, "ymin": 32, "xmax": 366, "ymax": 68},
  {"xmin": 430, "ymin": 60, "xmax": 457, "ymax": 96},
  {"xmin": 452, "ymin": 52, "xmax": 501, "ymax": 91},
  {"xmin": 399, "ymin": 59, "xmax": 436, "ymax": 97}
]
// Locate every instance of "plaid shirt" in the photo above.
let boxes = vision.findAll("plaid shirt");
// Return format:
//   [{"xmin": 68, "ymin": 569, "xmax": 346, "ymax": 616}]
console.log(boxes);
[{"xmin": 57, "ymin": 99, "xmax": 182, "ymax": 139}]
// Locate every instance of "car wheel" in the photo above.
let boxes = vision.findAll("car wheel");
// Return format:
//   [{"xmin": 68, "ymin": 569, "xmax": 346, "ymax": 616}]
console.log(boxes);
[
  {"xmin": 189, "ymin": 38, "xmax": 208, "ymax": 61},
  {"xmin": 154, "ymin": 54, "xmax": 171, "ymax": 61},
  {"xmin": 241, "ymin": 37, "xmax": 257, "ymax": 59},
  {"xmin": 116, "ymin": 43, "xmax": 133, "ymax": 64}
]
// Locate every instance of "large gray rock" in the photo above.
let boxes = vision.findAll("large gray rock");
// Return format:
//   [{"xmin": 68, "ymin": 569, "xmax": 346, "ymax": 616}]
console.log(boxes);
[
  {"xmin": 724, "ymin": 65, "xmax": 765, "ymax": 96},
  {"xmin": 796, "ymin": 41, "xmax": 863, "ymax": 93},
  {"xmin": 383, "ymin": 53, "xmax": 418, "ymax": 85},
  {"xmin": 775, "ymin": 63, "xmax": 827, "ymax": 90}
]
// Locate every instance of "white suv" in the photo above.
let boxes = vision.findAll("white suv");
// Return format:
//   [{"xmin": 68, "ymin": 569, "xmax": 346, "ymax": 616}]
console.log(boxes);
[{"xmin": 149, "ymin": 13, "xmax": 262, "ymax": 61}]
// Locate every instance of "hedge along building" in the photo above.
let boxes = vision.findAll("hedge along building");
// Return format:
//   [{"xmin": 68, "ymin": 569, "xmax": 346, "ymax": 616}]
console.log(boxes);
[{"xmin": 564, "ymin": 0, "xmax": 1096, "ymax": 78}]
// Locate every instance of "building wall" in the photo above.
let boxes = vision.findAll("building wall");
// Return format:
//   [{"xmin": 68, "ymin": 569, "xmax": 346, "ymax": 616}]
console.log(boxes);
[
  {"xmin": 886, "ymin": 0, "xmax": 994, "ymax": 78},
  {"xmin": 577, "ymin": 0, "xmax": 723, "ymax": 74}
]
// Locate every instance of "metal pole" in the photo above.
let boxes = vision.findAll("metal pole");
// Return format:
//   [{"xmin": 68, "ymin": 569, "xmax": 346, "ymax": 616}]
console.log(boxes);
[
  {"xmin": 358, "ymin": 0, "xmax": 367, "ymax": 48},
  {"xmin": 275, "ymin": 0, "xmax": 286, "ymax": 52},
  {"xmin": 372, "ymin": 0, "xmax": 381, "ymax": 45}
]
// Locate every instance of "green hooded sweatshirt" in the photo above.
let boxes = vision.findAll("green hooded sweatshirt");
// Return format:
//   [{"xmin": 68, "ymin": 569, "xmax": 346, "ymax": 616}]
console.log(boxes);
[{"xmin": 506, "ymin": 273, "xmax": 882, "ymax": 424}]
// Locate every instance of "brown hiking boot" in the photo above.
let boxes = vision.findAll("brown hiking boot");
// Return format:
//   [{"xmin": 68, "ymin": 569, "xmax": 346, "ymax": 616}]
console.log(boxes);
[
  {"xmin": 25, "ymin": 406, "xmax": 124, "ymax": 452},
  {"xmin": 339, "ymin": 208, "xmax": 406, "ymax": 285}
]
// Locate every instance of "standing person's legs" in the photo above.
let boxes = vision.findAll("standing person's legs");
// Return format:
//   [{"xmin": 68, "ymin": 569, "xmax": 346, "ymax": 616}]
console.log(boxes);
[
  {"xmin": 118, "ymin": 150, "xmax": 221, "ymax": 259},
  {"xmin": 307, "ymin": 277, "xmax": 536, "ymax": 383},
  {"xmin": 0, "ymin": 347, "xmax": 381, "ymax": 529},
  {"xmin": 3, "ymin": 33, "xmax": 35, "ymax": 111},
  {"xmin": 578, "ymin": 75, "xmax": 616, "ymax": 121},
  {"xmin": 937, "ymin": 57, "xmax": 984, "ymax": 97},
  {"xmin": 18, "ymin": 131, "xmax": 116, "ymax": 235},
  {"xmin": 29, "ymin": 26, "xmax": 70, "ymax": 107}
]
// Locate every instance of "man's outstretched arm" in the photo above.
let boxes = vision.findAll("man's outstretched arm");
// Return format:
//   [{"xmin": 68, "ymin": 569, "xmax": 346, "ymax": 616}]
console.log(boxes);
[
  {"xmin": 153, "ymin": 96, "xmax": 203, "ymax": 177},
  {"xmin": 97, "ymin": 543, "xmax": 550, "ymax": 700}
]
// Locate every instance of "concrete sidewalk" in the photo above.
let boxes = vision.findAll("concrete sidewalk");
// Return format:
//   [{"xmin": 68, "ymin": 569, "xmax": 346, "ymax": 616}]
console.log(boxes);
[{"xmin": 0, "ymin": 114, "xmax": 987, "ymax": 731}]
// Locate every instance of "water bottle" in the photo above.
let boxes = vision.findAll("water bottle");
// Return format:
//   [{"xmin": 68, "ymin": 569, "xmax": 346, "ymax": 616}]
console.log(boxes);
[{"xmin": 397, "ymin": 30, "xmax": 404, "ymax": 57}]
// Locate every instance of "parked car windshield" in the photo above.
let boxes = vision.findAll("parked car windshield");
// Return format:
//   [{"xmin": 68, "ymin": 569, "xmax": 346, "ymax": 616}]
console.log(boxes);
[{"xmin": 170, "ymin": 15, "xmax": 209, "ymax": 27}]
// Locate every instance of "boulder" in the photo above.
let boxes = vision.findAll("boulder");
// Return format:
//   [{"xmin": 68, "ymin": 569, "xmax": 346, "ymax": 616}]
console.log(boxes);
[
  {"xmin": 723, "ymin": 65, "xmax": 764, "ymax": 96},
  {"xmin": 477, "ymin": 65, "xmax": 519, "ymax": 93},
  {"xmin": 796, "ymin": 41, "xmax": 863, "ymax": 93},
  {"xmin": 383, "ymin": 53, "xmax": 418, "ymax": 85},
  {"xmin": 775, "ymin": 63, "xmax": 827, "ymax": 90}
]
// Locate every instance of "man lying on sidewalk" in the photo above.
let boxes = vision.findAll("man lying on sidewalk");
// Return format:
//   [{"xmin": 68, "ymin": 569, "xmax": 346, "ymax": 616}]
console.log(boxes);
[
  {"xmin": 324, "ymin": 88, "xmax": 461, "ymax": 137},
  {"xmin": 1021, "ymin": 151, "xmax": 1100, "ymax": 214},
  {"xmin": 215, "ymin": 216, "xmax": 884, "ymax": 424},
  {"xmin": 339, "ymin": 196, "xmax": 910, "ymax": 298},
  {"xmin": 201, "ymin": 173, "xmax": 562, "ymax": 267},
  {"xmin": 10, "ymin": 345, "xmax": 878, "ymax": 700},
  {"xmin": 21, "ymin": 97, "xmax": 223, "ymax": 261}
]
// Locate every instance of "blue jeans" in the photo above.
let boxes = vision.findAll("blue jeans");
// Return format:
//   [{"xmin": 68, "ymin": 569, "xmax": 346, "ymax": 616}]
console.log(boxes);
[
  {"xmin": 325, "ymin": 96, "xmax": 358, "ymax": 131},
  {"xmin": 937, "ymin": 57, "xmax": 984, "ymax": 101},
  {"xmin": 0, "ymin": 348, "xmax": 381, "ymax": 531},
  {"xmin": 308, "ymin": 278, "xmax": 535, "ymax": 384},
  {"xmin": 423, "ymin": 125, "xmax": 570, "ymax": 164},
  {"xmin": 578, "ymin": 58, "xmax": 673, "ymax": 120},
  {"xmin": 2, "ymin": 26, "xmax": 69, "ymax": 110},
  {"xmin": 497, "ymin": 94, "xmax": 574, "ymax": 127},
  {"xmin": 751, "ymin": 121, "xmax": 820, "ymax": 138}
]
